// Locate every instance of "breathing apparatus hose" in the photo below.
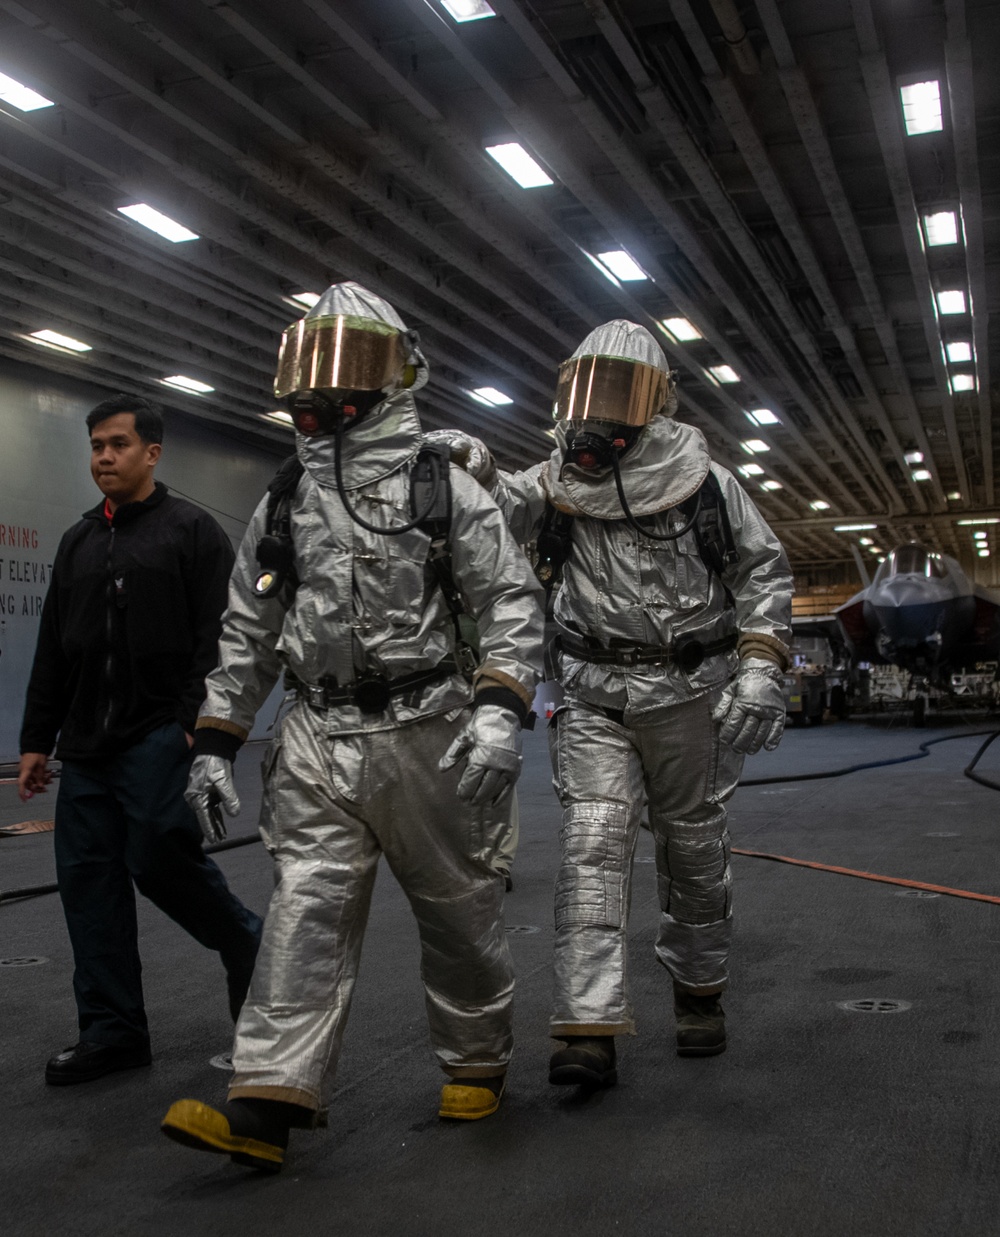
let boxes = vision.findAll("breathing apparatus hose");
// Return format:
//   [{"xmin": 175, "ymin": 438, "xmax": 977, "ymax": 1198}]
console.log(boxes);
[
  {"xmin": 332, "ymin": 413, "xmax": 442, "ymax": 536},
  {"xmin": 4, "ymin": 729, "xmax": 1000, "ymax": 907},
  {"xmin": 610, "ymin": 449, "xmax": 701, "ymax": 541}
]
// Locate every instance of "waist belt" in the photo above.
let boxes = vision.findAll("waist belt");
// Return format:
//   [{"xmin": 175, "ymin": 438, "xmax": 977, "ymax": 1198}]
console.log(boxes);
[
  {"xmin": 559, "ymin": 631, "xmax": 738, "ymax": 673},
  {"xmin": 291, "ymin": 657, "xmax": 461, "ymax": 715}
]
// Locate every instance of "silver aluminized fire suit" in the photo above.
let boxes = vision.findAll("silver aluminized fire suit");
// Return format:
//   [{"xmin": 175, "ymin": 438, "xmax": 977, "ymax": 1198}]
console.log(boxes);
[
  {"xmin": 195, "ymin": 390, "xmax": 543, "ymax": 1110},
  {"xmin": 443, "ymin": 395, "xmax": 792, "ymax": 1037}
]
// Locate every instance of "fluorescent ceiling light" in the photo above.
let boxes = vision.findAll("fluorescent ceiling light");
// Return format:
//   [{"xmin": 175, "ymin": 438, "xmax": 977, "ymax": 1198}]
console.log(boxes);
[
  {"xmin": 160, "ymin": 375, "xmax": 214, "ymax": 394},
  {"xmin": 708, "ymin": 364, "xmax": 740, "ymax": 384},
  {"xmin": 741, "ymin": 439, "xmax": 769, "ymax": 454},
  {"xmin": 868, "ymin": 546, "xmax": 882, "ymax": 554},
  {"xmin": 877, "ymin": 556, "xmax": 886, "ymax": 563},
  {"xmin": 903, "ymin": 450, "xmax": 923, "ymax": 465},
  {"xmin": 859, "ymin": 537, "xmax": 874, "ymax": 546},
  {"xmin": 923, "ymin": 211, "xmax": 958, "ymax": 246},
  {"xmin": 950, "ymin": 374, "xmax": 976, "ymax": 392},
  {"xmin": 117, "ymin": 203, "xmax": 198, "ymax": 243},
  {"xmin": 900, "ymin": 80, "xmax": 943, "ymax": 135},
  {"xmin": 911, "ymin": 468, "xmax": 932, "ymax": 481},
  {"xmin": 947, "ymin": 491, "xmax": 962, "ymax": 500},
  {"xmin": 946, "ymin": 341, "xmax": 972, "ymax": 363},
  {"xmin": 285, "ymin": 291, "xmax": 321, "ymax": 309},
  {"xmin": 660, "ymin": 317, "xmax": 701, "ymax": 342},
  {"xmin": 484, "ymin": 142, "xmax": 552, "ymax": 188},
  {"xmin": 595, "ymin": 250, "xmax": 647, "ymax": 281},
  {"xmin": 468, "ymin": 386, "xmax": 513, "ymax": 406},
  {"xmin": 261, "ymin": 410, "xmax": 294, "ymax": 426},
  {"xmin": 760, "ymin": 480, "xmax": 783, "ymax": 491},
  {"xmin": 738, "ymin": 463, "xmax": 764, "ymax": 477},
  {"xmin": 958, "ymin": 518, "xmax": 1000, "ymax": 525},
  {"xmin": 834, "ymin": 523, "xmax": 878, "ymax": 532},
  {"xmin": 585, "ymin": 251, "xmax": 621, "ymax": 287},
  {"xmin": 27, "ymin": 329, "xmax": 91, "ymax": 353},
  {"xmin": 937, "ymin": 289, "xmax": 966, "ymax": 315},
  {"xmin": 973, "ymin": 531, "xmax": 988, "ymax": 540},
  {"xmin": 977, "ymin": 549, "xmax": 990, "ymax": 557},
  {"xmin": 746, "ymin": 408, "xmax": 780, "ymax": 426},
  {"xmin": 440, "ymin": 0, "xmax": 496, "ymax": 20},
  {"xmin": 810, "ymin": 500, "xmax": 831, "ymax": 511},
  {"xmin": 0, "ymin": 70, "xmax": 55, "ymax": 111}
]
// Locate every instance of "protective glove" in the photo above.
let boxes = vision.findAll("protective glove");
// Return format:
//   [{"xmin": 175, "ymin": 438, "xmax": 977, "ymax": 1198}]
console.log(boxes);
[
  {"xmin": 438, "ymin": 704, "xmax": 522, "ymax": 806},
  {"xmin": 713, "ymin": 657, "xmax": 786, "ymax": 755},
  {"xmin": 423, "ymin": 429, "xmax": 497, "ymax": 490},
  {"xmin": 185, "ymin": 754, "xmax": 241, "ymax": 843}
]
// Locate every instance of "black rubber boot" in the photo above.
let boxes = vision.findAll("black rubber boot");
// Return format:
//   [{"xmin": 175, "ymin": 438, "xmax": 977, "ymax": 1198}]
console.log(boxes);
[
  {"xmin": 673, "ymin": 984, "xmax": 726, "ymax": 1057},
  {"xmin": 161, "ymin": 1097, "xmax": 306, "ymax": 1172},
  {"xmin": 548, "ymin": 1036, "xmax": 617, "ymax": 1087}
]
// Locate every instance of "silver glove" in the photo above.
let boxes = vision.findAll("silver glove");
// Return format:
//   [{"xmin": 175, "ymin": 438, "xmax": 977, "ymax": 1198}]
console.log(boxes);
[
  {"xmin": 713, "ymin": 658, "xmax": 786, "ymax": 755},
  {"xmin": 185, "ymin": 754, "xmax": 241, "ymax": 843},
  {"xmin": 423, "ymin": 429, "xmax": 497, "ymax": 490},
  {"xmin": 438, "ymin": 704, "xmax": 522, "ymax": 806}
]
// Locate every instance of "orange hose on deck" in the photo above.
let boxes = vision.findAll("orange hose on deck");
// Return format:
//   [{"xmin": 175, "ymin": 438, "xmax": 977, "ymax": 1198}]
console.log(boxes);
[{"xmin": 732, "ymin": 847, "xmax": 1000, "ymax": 906}]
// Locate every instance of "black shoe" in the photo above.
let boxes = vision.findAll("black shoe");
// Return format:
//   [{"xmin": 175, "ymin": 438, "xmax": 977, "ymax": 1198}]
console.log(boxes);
[
  {"xmin": 45, "ymin": 1041, "xmax": 152, "ymax": 1086},
  {"xmin": 549, "ymin": 1036, "xmax": 617, "ymax": 1087},
  {"xmin": 161, "ymin": 1098, "xmax": 301, "ymax": 1173},
  {"xmin": 674, "ymin": 984, "xmax": 726, "ymax": 1057}
]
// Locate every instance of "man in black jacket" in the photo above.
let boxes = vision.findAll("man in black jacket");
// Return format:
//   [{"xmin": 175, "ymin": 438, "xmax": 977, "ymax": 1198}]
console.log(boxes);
[{"xmin": 18, "ymin": 394, "xmax": 263, "ymax": 1086}]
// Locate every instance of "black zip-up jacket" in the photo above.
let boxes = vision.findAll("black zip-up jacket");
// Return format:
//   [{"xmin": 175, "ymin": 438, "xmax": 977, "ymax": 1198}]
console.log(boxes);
[{"xmin": 20, "ymin": 483, "xmax": 235, "ymax": 761}]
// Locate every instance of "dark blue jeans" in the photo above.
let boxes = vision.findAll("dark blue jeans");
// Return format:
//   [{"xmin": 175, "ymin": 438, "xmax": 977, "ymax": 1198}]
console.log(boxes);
[{"xmin": 54, "ymin": 722, "xmax": 263, "ymax": 1048}]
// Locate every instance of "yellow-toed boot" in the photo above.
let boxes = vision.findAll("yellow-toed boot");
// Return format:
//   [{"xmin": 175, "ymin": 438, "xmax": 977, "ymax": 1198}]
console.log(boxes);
[
  {"xmin": 161, "ymin": 1098, "xmax": 296, "ymax": 1172},
  {"xmin": 438, "ymin": 1076, "xmax": 506, "ymax": 1121}
]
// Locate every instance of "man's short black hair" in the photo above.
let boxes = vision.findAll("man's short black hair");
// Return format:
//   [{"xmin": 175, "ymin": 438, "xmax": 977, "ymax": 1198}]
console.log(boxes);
[{"xmin": 86, "ymin": 394, "xmax": 164, "ymax": 445}]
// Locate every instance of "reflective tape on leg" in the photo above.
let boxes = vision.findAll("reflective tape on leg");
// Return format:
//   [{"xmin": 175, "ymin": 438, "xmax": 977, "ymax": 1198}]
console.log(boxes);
[{"xmin": 555, "ymin": 801, "xmax": 630, "ymax": 930}]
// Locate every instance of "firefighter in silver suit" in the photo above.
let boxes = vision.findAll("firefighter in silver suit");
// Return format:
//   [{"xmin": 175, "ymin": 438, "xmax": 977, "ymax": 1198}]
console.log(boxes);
[
  {"xmin": 160, "ymin": 283, "xmax": 544, "ymax": 1172},
  {"xmin": 431, "ymin": 320, "xmax": 792, "ymax": 1089}
]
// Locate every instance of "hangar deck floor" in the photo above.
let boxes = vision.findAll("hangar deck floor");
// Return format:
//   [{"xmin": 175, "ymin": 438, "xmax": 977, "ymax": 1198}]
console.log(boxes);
[{"xmin": 3, "ymin": 717, "xmax": 1000, "ymax": 1237}]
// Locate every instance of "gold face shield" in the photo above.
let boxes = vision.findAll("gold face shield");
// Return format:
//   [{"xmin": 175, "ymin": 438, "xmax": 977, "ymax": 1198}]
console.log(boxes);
[
  {"xmin": 554, "ymin": 354, "xmax": 674, "ymax": 426},
  {"xmin": 274, "ymin": 314, "xmax": 409, "ymax": 400}
]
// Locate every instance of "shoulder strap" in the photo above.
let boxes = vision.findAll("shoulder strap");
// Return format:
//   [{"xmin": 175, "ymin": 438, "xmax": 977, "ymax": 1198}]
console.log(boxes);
[
  {"xmin": 411, "ymin": 445, "xmax": 478, "ymax": 676},
  {"xmin": 265, "ymin": 454, "xmax": 305, "ymax": 535},
  {"xmin": 535, "ymin": 502, "xmax": 575, "ymax": 599},
  {"xmin": 254, "ymin": 454, "xmax": 304, "ymax": 600},
  {"xmin": 680, "ymin": 471, "xmax": 739, "ymax": 601}
]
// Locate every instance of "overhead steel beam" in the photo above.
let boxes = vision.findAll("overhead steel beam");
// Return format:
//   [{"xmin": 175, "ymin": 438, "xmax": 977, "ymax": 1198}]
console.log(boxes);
[
  {"xmin": 944, "ymin": 0, "xmax": 994, "ymax": 505},
  {"xmin": 850, "ymin": 0, "xmax": 970, "ymax": 502}
]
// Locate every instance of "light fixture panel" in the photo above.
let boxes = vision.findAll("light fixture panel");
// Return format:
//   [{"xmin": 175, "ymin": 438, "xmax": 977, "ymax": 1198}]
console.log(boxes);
[
  {"xmin": 923, "ymin": 211, "xmax": 958, "ymax": 246},
  {"xmin": 440, "ymin": 0, "xmax": 496, "ymax": 20},
  {"xmin": 118, "ymin": 203, "xmax": 199, "ymax": 243},
  {"xmin": 708, "ymin": 364, "xmax": 740, "ymax": 384},
  {"xmin": 595, "ymin": 250, "xmax": 647, "ymax": 281},
  {"xmin": 660, "ymin": 317, "xmax": 701, "ymax": 342},
  {"xmin": 0, "ymin": 70, "xmax": 55, "ymax": 111},
  {"xmin": 937, "ymin": 289, "xmax": 967, "ymax": 315},
  {"xmin": 484, "ymin": 142, "xmax": 552, "ymax": 188},
  {"xmin": 900, "ymin": 80, "xmax": 943, "ymax": 135}
]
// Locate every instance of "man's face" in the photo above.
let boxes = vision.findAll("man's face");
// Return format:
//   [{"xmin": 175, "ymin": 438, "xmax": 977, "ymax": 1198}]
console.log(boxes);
[{"xmin": 89, "ymin": 412, "xmax": 161, "ymax": 503}]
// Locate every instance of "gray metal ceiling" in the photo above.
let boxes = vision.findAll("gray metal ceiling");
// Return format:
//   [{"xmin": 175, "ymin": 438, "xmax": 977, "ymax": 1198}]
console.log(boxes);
[{"xmin": 0, "ymin": 0, "xmax": 996, "ymax": 577}]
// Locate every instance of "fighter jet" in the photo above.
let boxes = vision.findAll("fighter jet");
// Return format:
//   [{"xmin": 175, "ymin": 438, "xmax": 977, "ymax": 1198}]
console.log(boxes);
[{"xmin": 835, "ymin": 543, "xmax": 1000, "ymax": 678}]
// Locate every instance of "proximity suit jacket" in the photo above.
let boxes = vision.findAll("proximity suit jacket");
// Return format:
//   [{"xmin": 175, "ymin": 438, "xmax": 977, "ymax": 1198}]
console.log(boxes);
[
  {"xmin": 493, "ymin": 416, "xmax": 793, "ymax": 714},
  {"xmin": 20, "ymin": 483, "xmax": 235, "ymax": 761},
  {"xmin": 196, "ymin": 395, "xmax": 543, "ymax": 746}
]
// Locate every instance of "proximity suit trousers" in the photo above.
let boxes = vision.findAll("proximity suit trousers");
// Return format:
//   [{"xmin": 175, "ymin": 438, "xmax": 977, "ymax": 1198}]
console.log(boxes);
[
  {"xmin": 549, "ymin": 690, "xmax": 744, "ymax": 1037},
  {"xmin": 54, "ymin": 722, "xmax": 263, "ymax": 1048},
  {"xmin": 229, "ymin": 703, "xmax": 514, "ymax": 1110}
]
